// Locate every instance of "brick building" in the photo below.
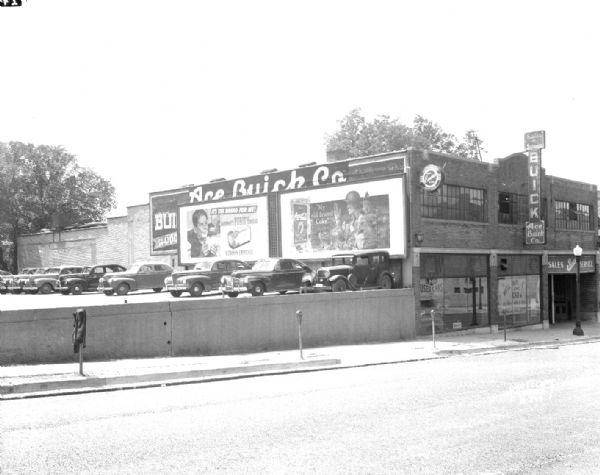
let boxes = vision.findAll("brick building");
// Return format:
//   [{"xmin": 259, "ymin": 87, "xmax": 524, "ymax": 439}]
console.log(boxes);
[{"xmin": 17, "ymin": 148, "xmax": 599, "ymax": 334}]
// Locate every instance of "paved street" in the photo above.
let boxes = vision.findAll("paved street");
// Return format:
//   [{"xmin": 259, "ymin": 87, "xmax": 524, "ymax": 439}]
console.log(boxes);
[{"xmin": 2, "ymin": 342, "xmax": 599, "ymax": 474}]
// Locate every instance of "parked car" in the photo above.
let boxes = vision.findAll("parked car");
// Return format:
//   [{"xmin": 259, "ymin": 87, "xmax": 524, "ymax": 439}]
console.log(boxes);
[
  {"xmin": 98, "ymin": 262, "xmax": 174, "ymax": 296},
  {"xmin": 165, "ymin": 259, "xmax": 250, "ymax": 297},
  {"xmin": 219, "ymin": 258, "xmax": 313, "ymax": 297},
  {"xmin": 23, "ymin": 266, "xmax": 85, "ymax": 294},
  {"xmin": 0, "ymin": 269, "xmax": 11, "ymax": 294},
  {"xmin": 314, "ymin": 250, "xmax": 395, "ymax": 292},
  {"xmin": 7, "ymin": 267, "xmax": 47, "ymax": 294},
  {"xmin": 56, "ymin": 264, "xmax": 127, "ymax": 295}
]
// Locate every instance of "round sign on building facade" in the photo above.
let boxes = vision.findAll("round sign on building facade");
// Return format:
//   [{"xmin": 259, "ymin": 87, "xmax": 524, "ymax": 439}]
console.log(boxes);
[{"xmin": 419, "ymin": 164, "xmax": 444, "ymax": 191}]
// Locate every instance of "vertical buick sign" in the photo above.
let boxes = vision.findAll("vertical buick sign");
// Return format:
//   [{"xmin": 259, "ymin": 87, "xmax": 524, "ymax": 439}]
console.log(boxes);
[{"xmin": 524, "ymin": 131, "xmax": 546, "ymax": 245}]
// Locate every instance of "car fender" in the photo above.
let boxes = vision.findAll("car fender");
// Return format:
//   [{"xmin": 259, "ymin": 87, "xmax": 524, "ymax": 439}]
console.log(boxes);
[
  {"xmin": 64, "ymin": 277, "xmax": 86, "ymax": 287},
  {"xmin": 184, "ymin": 275, "xmax": 211, "ymax": 289},
  {"xmin": 33, "ymin": 277, "xmax": 55, "ymax": 287},
  {"xmin": 109, "ymin": 277, "xmax": 138, "ymax": 291},
  {"xmin": 246, "ymin": 277, "xmax": 269, "ymax": 291},
  {"xmin": 329, "ymin": 274, "xmax": 351, "ymax": 288}
]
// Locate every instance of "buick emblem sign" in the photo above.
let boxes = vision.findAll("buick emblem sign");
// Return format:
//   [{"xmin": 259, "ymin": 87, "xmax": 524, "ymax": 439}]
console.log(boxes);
[{"xmin": 419, "ymin": 164, "xmax": 443, "ymax": 191}]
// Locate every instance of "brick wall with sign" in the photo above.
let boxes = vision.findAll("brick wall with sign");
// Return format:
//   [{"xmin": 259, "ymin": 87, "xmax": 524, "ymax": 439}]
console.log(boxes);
[{"xmin": 410, "ymin": 151, "xmax": 597, "ymax": 252}]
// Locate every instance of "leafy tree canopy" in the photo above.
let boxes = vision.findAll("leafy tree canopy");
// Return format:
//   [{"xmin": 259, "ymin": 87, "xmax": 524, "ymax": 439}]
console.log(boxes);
[
  {"xmin": 0, "ymin": 141, "xmax": 116, "ymax": 271},
  {"xmin": 326, "ymin": 109, "xmax": 484, "ymax": 161}
]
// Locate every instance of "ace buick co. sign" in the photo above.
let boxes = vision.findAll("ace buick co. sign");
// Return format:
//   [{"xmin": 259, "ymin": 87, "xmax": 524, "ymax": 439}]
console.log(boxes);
[
  {"xmin": 525, "ymin": 130, "xmax": 546, "ymax": 245},
  {"xmin": 149, "ymin": 162, "xmax": 351, "ymax": 254}
]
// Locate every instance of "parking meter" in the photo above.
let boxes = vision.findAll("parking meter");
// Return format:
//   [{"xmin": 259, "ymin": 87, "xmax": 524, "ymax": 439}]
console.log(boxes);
[
  {"xmin": 295, "ymin": 310, "xmax": 304, "ymax": 359},
  {"xmin": 72, "ymin": 308, "xmax": 87, "ymax": 376},
  {"xmin": 72, "ymin": 308, "xmax": 87, "ymax": 353}
]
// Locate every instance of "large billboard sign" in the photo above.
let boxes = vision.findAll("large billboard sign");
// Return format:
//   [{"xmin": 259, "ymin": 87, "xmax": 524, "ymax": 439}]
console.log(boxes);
[
  {"xmin": 279, "ymin": 177, "xmax": 406, "ymax": 259},
  {"xmin": 150, "ymin": 156, "xmax": 405, "ymax": 255},
  {"xmin": 178, "ymin": 196, "xmax": 269, "ymax": 264}
]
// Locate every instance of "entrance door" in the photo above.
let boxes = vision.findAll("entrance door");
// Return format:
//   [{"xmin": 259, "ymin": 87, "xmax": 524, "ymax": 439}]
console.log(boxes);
[{"xmin": 550, "ymin": 274, "xmax": 574, "ymax": 322}]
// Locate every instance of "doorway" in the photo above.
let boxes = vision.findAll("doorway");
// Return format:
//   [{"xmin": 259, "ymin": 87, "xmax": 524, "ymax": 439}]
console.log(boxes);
[{"xmin": 549, "ymin": 274, "xmax": 574, "ymax": 322}]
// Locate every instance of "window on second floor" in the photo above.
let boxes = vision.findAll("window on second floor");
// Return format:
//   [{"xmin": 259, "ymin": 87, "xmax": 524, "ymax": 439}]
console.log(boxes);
[
  {"xmin": 421, "ymin": 184, "xmax": 487, "ymax": 222},
  {"xmin": 555, "ymin": 200, "xmax": 592, "ymax": 230},
  {"xmin": 498, "ymin": 192, "xmax": 547, "ymax": 224}
]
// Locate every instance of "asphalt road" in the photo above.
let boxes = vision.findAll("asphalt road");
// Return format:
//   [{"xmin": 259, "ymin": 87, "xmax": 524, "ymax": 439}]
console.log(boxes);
[{"xmin": 2, "ymin": 343, "xmax": 599, "ymax": 474}]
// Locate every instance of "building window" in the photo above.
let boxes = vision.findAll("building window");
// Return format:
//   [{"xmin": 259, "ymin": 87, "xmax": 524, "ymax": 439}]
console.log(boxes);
[
  {"xmin": 555, "ymin": 200, "xmax": 592, "ymax": 230},
  {"xmin": 498, "ymin": 192, "xmax": 548, "ymax": 224},
  {"xmin": 421, "ymin": 184, "xmax": 487, "ymax": 222},
  {"xmin": 498, "ymin": 192, "xmax": 527, "ymax": 224}
]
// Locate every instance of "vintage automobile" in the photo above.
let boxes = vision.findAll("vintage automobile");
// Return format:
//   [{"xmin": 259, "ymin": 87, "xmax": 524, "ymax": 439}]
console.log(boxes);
[
  {"xmin": 6, "ymin": 268, "xmax": 44, "ymax": 294},
  {"xmin": 23, "ymin": 266, "xmax": 85, "ymax": 294},
  {"xmin": 314, "ymin": 250, "xmax": 395, "ymax": 292},
  {"xmin": 165, "ymin": 259, "xmax": 250, "ymax": 297},
  {"xmin": 98, "ymin": 261, "xmax": 174, "ymax": 296},
  {"xmin": 219, "ymin": 258, "xmax": 314, "ymax": 297},
  {"xmin": 56, "ymin": 264, "xmax": 127, "ymax": 295},
  {"xmin": 0, "ymin": 269, "xmax": 11, "ymax": 294}
]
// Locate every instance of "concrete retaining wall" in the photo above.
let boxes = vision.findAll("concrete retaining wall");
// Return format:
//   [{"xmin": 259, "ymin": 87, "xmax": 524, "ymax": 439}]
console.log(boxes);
[{"xmin": 0, "ymin": 289, "xmax": 415, "ymax": 365}]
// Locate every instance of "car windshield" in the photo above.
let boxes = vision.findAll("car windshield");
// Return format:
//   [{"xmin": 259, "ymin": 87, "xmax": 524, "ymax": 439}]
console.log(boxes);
[
  {"xmin": 252, "ymin": 260, "xmax": 277, "ymax": 271},
  {"xmin": 127, "ymin": 264, "xmax": 143, "ymax": 273},
  {"xmin": 82, "ymin": 266, "xmax": 91, "ymax": 273},
  {"xmin": 194, "ymin": 262, "xmax": 213, "ymax": 271},
  {"xmin": 45, "ymin": 268, "xmax": 60, "ymax": 274},
  {"xmin": 332, "ymin": 256, "xmax": 354, "ymax": 266}
]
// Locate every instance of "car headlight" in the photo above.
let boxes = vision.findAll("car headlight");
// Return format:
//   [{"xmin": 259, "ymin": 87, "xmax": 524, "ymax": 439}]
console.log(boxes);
[
  {"xmin": 241, "ymin": 276, "xmax": 250, "ymax": 283},
  {"xmin": 164, "ymin": 277, "xmax": 172, "ymax": 285},
  {"xmin": 323, "ymin": 270, "xmax": 330, "ymax": 278}
]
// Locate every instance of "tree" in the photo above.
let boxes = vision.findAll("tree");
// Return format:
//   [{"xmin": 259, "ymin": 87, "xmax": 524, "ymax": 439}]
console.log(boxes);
[
  {"xmin": 0, "ymin": 142, "xmax": 116, "ymax": 273},
  {"xmin": 326, "ymin": 109, "xmax": 485, "ymax": 161}
]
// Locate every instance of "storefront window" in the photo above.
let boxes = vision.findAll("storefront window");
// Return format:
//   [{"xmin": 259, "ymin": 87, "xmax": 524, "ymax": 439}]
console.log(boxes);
[
  {"xmin": 497, "ymin": 275, "xmax": 540, "ymax": 327},
  {"xmin": 419, "ymin": 254, "xmax": 489, "ymax": 334}
]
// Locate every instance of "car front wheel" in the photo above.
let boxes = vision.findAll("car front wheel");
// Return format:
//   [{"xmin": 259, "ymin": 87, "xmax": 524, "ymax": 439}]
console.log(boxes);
[
  {"xmin": 250, "ymin": 282, "xmax": 265, "ymax": 297},
  {"xmin": 189, "ymin": 282, "xmax": 204, "ymax": 298},
  {"xmin": 332, "ymin": 279, "xmax": 347, "ymax": 292},
  {"xmin": 72, "ymin": 283, "xmax": 84, "ymax": 295},
  {"xmin": 104, "ymin": 290, "xmax": 114, "ymax": 296},
  {"xmin": 153, "ymin": 288, "xmax": 162, "ymax": 293},
  {"xmin": 116, "ymin": 283, "xmax": 130, "ymax": 296},
  {"xmin": 226, "ymin": 292, "xmax": 239, "ymax": 298},
  {"xmin": 170, "ymin": 290, "xmax": 182, "ymax": 297},
  {"xmin": 40, "ymin": 283, "xmax": 53, "ymax": 294},
  {"xmin": 379, "ymin": 274, "xmax": 393, "ymax": 289}
]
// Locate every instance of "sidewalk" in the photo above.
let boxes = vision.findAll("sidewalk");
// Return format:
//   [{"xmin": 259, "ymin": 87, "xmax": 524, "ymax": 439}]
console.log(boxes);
[{"xmin": 2, "ymin": 321, "xmax": 599, "ymax": 399}]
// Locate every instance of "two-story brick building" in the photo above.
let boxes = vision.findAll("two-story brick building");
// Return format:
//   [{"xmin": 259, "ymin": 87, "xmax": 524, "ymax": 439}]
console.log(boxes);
[{"xmin": 17, "ymin": 147, "xmax": 599, "ymax": 334}]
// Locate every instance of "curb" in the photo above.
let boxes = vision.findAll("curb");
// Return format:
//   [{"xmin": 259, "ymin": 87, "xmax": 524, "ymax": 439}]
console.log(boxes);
[
  {"xmin": 2, "ymin": 336, "xmax": 599, "ymax": 400},
  {"xmin": 0, "ymin": 358, "xmax": 341, "ymax": 400},
  {"xmin": 433, "ymin": 335, "xmax": 600, "ymax": 356}
]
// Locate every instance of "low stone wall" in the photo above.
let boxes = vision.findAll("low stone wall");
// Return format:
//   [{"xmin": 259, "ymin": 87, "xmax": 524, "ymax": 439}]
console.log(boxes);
[{"xmin": 0, "ymin": 289, "xmax": 415, "ymax": 365}]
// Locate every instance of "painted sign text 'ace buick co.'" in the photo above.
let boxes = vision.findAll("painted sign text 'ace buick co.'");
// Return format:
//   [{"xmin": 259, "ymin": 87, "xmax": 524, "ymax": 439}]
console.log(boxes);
[{"xmin": 150, "ymin": 157, "xmax": 406, "ymax": 255}]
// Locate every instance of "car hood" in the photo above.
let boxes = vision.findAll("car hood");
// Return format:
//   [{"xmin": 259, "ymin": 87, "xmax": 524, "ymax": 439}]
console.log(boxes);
[
  {"xmin": 230, "ymin": 269, "xmax": 274, "ymax": 278},
  {"xmin": 320, "ymin": 265, "xmax": 352, "ymax": 274},
  {"xmin": 30, "ymin": 272, "xmax": 60, "ymax": 279},
  {"xmin": 60, "ymin": 272, "xmax": 87, "ymax": 280},
  {"xmin": 171, "ymin": 270, "xmax": 209, "ymax": 280},
  {"xmin": 102, "ymin": 271, "xmax": 132, "ymax": 279}
]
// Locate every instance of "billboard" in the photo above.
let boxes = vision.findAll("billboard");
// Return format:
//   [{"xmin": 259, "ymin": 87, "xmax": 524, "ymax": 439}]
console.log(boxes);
[
  {"xmin": 150, "ymin": 190, "xmax": 189, "ymax": 254},
  {"xmin": 279, "ymin": 177, "xmax": 405, "ymax": 259},
  {"xmin": 150, "ymin": 155, "xmax": 406, "ymax": 255},
  {"xmin": 177, "ymin": 196, "xmax": 269, "ymax": 264}
]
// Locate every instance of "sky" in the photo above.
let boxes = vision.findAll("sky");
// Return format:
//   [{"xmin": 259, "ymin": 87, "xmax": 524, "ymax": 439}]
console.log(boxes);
[{"xmin": 1, "ymin": 0, "xmax": 599, "ymax": 216}]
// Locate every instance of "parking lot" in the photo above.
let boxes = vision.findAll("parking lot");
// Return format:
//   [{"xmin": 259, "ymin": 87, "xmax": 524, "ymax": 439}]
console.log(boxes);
[{"xmin": 0, "ymin": 289, "xmax": 262, "ymax": 311}]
